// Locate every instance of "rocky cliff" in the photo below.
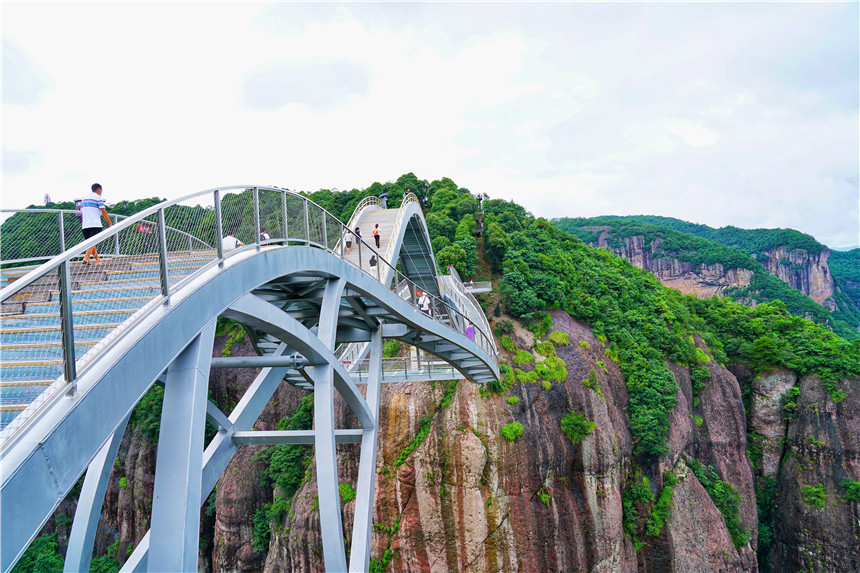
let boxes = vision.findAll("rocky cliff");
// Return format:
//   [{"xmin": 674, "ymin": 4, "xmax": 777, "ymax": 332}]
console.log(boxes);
[
  {"xmin": 745, "ymin": 367, "xmax": 860, "ymax": 572},
  {"xmin": 32, "ymin": 321, "xmax": 859, "ymax": 572},
  {"xmin": 587, "ymin": 228, "xmax": 754, "ymax": 299},
  {"xmin": 255, "ymin": 311, "xmax": 762, "ymax": 572},
  {"xmin": 756, "ymin": 247, "xmax": 835, "ymax": 308},
  {"xmin": 583, "ymin": 227, "xmax": 839, "ymax": 311}
]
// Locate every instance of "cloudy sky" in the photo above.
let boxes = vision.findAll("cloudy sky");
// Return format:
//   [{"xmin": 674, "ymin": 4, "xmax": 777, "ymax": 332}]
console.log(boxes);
[{"xmin": 3, "ymin": 2, "xmax": 858, "ymax": 248}]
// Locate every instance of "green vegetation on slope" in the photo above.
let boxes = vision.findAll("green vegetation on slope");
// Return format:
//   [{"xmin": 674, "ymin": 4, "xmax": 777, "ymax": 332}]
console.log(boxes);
[
  {"xmin": 552, "ymin": 216, "xmax": 860, "ymax": 340},
  {"xmin": 829, "ymin": 249, "xmax": 860, "ymax": 312},
  {"xmin": 252, "ymin": 395, "xmax": 315, "ymax": 553},
  {"xmin": 401, "ymin": 177, "xmax": 860, "ymax": 457}
]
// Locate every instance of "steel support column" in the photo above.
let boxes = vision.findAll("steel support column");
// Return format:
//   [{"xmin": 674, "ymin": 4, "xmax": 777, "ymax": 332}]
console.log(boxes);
[
  {"xmin": 349, "ymin": 327, "xmax": 383, "ymax": 572},
  {"xmin": 314, "ymin": 278, "xmax": 348, "ymax": 572},
  {"xmin": 147, "ymin": 320, "xmax": 216, "ymax": 573},
  {"xmin": 123, "ymin": 345, "xmax": 290, "ymax": 572},
  {"xmin": 64, "ymin": 413, "xmax": 131, "ymax": 573}
]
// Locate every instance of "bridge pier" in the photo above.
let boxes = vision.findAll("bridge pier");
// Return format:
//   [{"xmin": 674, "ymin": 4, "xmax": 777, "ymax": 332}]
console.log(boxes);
[
  {"xmin": 147, "ymin": 320, "xmax": 216, "ymax": 573},
  {"xmin": 350, "ymin": 328, "xmax": 383, "ymax": 572},
  {"xmin": 64, "ymin": 413, "xmax": 131, "ymax": 573}
]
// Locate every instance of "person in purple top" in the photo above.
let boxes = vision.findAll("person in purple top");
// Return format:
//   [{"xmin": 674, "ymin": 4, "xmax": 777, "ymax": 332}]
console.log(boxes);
[{"xmin": 465, "ymin": 323, "xmax": 475, "ymax": 341}]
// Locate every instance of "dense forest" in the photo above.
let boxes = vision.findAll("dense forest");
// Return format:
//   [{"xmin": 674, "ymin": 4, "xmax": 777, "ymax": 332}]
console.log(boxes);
[
  {"xmin": 553, "ymin": 216, "xmax": 860, "ymax": 340},
  {"xmin": 8, "ymin": 175, "xmax": 860, "ymax": 572}
]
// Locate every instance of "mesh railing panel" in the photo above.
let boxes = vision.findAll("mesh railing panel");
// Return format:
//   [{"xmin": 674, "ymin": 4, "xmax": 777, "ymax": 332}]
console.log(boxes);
[
  {"xmin": 258, "ymin": 189, "xmax": 283, "ymax": 243},
  {"xmin": 285, "ymin": 194, "xmax": 307, "ymax": 244},
  {"xmin": 326, "ymin": 213, "xmax": 343, "ymax": 253},
  {"xmin": 1, "ymin": 186, "xmax": 498, "ymax": 437},
  {"xmin": 308, "ymin": 204, "xmax": 325, "ymax": 247},
  {"xmin": 219, "ymin": 189, "xmax": 255, "ymax": 247}
]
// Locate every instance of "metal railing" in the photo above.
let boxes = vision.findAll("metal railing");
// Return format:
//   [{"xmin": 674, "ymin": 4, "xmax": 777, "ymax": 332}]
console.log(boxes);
[
  {"xmin": 348, "ymin": 354, "xmax": 462, "ymax": 383},
  {"xmin": 440, "ymin": 266, "xmax": 497, "ymax": 353},
  {"xmin": 335, "ymin": 192, "xmax": 418, "ymax": 366},
  {"xmin": 0, "ymin": 186, "xmax": 497, "ymax": 439},
  {"xmin": 0, "ymin": 208, "xmax": 212, "ymax": 267},
  {"xmin": 467, "ymin": 281, "xmax": 492, "ymax": 291},
  {"xmin": 345, "ymin": 195, "xmax": 383, "ymax": 234},
  {"xmin": 382, "ymin": 192, "xmax": 419, "ymax": 264}
]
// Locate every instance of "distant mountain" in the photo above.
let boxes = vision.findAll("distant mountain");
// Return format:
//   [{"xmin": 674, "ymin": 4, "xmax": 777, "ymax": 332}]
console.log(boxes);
[{"xmin": 552, "ymin": 216, "xmax": 860, "ymax": 340}]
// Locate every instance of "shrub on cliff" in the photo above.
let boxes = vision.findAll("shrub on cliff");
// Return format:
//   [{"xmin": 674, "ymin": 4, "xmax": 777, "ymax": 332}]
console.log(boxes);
[
  {"xmin": 500, "ymin": 422, "xmax": 524, "ymax": 442},
  {"xmin": 801, "ymin": 483, "xmax": 828, "ymax": 509},
  {"xmin": 535, "ymin": 357, "xmax": 568, "ymax": 382},
  {"xmin": 548, "ymin": 330, "xmax": 570, "ymax": 345},
  {"xmin": 840, "ymin": 479, "xmax": 860, "ymax": 502},
  {"xmin": 561, "ymin": 411, "xmax": 595, "ymax": 445}
]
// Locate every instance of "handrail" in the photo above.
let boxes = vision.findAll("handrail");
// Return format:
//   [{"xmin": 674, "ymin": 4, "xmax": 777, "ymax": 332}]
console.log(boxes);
[
  {"xmin": 345, "ymin": 195, "xmax": 383, "ymax": 234},
  {"xmin": 382, "ymin": 193, "xmax": 419, "ymax": 264},
  {"xmin": 0, "ymin": 186, "xmax": 497, "ymax": 439},
  {"xmin": 0, "ymin": 208, "xmax": 211, "ymax": 267}
]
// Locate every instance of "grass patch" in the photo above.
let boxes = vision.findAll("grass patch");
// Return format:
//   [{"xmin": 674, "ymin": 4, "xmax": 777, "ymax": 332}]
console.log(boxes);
[
  {"xmin": 383, "ymin": 339, "xmax": 401, "ymax": 358},
  {"xmin": 534, "ymin": 340, "xmax": 556, "ymax": 357},
  {"xmin": 549, "ymin": 330, "xmax": 570, "ymax": 345},
  {"xmin": 535, "ymin": 357, "xmax": 568, "ymax": 382},
  {"xmin": 500, "ymin": 335, "xmax": 517, "ymax": 353},
  {"xmin": 339, "ymin": 483, "xmax": 356, "ymax": 503},
  {"xmin": 515, "ymin": 368, "xmax": 539, "ymax": 384},
  {"xmin": 513, "ymin": 350, "xmax": 535, "ymax": 366}
]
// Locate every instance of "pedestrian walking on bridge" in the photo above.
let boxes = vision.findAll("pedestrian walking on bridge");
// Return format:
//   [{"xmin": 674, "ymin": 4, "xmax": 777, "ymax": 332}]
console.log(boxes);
[{"xmin": 80, "ymin": 183, "xmax": 113, "ymax": 265}]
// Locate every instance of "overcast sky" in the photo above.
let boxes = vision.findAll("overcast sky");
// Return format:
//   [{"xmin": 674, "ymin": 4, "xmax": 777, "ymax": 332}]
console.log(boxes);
[{"xmin": 3, "ymin": 2, "xmax": 858, "ymax": 248}]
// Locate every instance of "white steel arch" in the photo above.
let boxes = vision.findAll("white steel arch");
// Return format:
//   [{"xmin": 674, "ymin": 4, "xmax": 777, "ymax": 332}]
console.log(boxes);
[{"xmin": 0, "ymin": 187, "xmax": 498, "ymax": 573}]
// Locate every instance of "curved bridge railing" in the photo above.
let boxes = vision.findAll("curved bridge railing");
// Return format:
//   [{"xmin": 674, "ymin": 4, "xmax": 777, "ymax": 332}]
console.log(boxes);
[
  {"xmin": 0, "ymin": 186, "xmax": 496, "ymax": 439},
  {"xmin": 0, "ymin": 186, "xmax": 499, "ymax": 573}
]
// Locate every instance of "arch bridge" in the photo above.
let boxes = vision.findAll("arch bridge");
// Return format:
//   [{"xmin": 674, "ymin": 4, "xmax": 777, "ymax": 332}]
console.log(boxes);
[{"xmin": 0, "ymin": 187, "xmax": 498, "ymax": 572}]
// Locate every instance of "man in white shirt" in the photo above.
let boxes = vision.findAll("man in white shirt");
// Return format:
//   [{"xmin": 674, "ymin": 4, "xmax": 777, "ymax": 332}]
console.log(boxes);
[
  {"xmin": 222, "ymin": 231, "xmax": 244, "ymax": 250},
  {"xmin": 418, "ymin": 291, "xmax": 431, "ymax": 317},
  {"xmin": 81, "ymin": 183, "xmax": 113, "ymax": 265}
]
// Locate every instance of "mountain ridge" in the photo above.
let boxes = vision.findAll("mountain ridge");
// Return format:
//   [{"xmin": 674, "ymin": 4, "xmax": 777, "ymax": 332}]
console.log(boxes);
[{"xmin": 552, "ymin": 215, "xmax": 860, "ymax": 340}]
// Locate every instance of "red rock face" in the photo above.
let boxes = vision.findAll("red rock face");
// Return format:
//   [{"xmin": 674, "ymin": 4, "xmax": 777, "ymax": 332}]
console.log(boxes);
[
  {"xmin": 258, "ymin": 311, "xmax": 758, "ymax": 572},
  {"xmin": 32, "ymin": 322, "xmax": 857, "ymax": 573}
]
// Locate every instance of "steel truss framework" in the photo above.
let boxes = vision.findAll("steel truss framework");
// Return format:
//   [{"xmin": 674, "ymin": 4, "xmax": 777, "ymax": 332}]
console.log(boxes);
[{"xmin": 1, "ymin": 247, "xmax": 497, "ymax": 573}]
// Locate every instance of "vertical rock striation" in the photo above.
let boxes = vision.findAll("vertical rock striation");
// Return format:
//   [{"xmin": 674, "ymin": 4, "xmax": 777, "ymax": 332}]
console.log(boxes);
[{"xmin": 759, "ymin": 247, "xmax": 835, "ymax": 306}]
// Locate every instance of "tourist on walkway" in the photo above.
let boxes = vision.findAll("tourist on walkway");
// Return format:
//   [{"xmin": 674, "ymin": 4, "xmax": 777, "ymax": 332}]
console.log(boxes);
[
  {"xmin": 418, "ymin": 291, "xmax": 431, "ymax": 317},
  {"xmin": 466, "ymin": 323, "xmax": 475, "ymax": 341},
  {"xmin": 373, "ymin": 223, "xmax": 381, "ymax": 248},
  {"xmin": 259, "ymin": 228, "xmax": 270, "ymax": 242},
  {"xmin": 80, "ymin": 183, "xmax": 112, "ymax": 265},
  {"xmin": 222, "ymin": 231, "xmax": 244, "ymax": 250}
]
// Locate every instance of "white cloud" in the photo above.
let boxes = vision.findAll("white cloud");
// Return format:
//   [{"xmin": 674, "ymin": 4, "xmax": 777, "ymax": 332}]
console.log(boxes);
[
  {"xmin": 668, "ymin": 121, "xmax": 720, "ymax": 147},
  {"xmin": 1, "ymin": 2, "xmax": 856, "ymax": 248}
]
